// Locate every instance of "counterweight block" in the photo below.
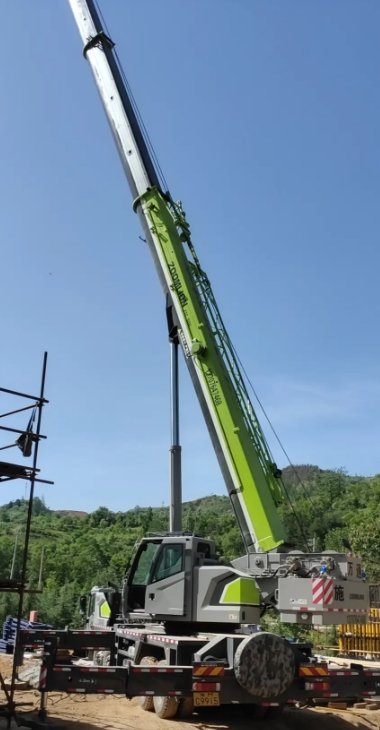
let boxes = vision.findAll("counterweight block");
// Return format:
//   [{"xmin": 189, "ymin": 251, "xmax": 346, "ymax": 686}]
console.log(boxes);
[{"xmin": 233, "ymin": 632, "xmax": 295, "ymax": 699}]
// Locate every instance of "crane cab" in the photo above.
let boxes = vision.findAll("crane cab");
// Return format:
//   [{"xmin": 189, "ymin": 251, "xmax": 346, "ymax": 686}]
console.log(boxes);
[
  {"xmin": 80, "ymin": 585, "xmax": 121, "ymax": 631},
  {"xmin": 123, "ymin": 533, "xmax": 211, "ymax": 620},
  {"xmin": 122, "ymin": 533, "xmax": 261, "ymax": 630}
]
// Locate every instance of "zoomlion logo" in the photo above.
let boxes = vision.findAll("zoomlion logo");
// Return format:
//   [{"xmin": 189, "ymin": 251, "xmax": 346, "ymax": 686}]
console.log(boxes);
[
  {"xmin": 168, "ymin": 262, "xmax": 188, "ymax": 308},
  {"xmin": 96, "ymin": 594, "xmax": 111, "ymax": 618}
]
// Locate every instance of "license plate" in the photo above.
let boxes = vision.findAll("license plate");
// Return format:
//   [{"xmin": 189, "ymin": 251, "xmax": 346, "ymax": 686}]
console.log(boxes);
[
  {"xmin": 193, "ymin": 691, "xmax": 220, "ymax": 707},
  {"xmin": 346, "ymin": 614, "xmax": 366, "ymax": 624}
]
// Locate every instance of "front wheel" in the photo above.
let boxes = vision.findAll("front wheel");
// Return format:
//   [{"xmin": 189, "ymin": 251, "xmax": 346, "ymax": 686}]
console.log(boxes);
[{"xmin": 138, "ymin": 657, "xmax": 157, "ymax": 712}]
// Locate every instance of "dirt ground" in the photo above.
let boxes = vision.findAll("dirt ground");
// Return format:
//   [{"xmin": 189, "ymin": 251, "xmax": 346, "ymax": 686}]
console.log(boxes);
[{"xmin": 1, "ymin": 655, "xmax": 380, "ymax": 730}]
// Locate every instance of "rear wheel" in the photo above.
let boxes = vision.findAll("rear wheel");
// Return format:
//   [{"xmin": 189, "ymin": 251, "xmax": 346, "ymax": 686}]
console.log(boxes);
[
  {"xmin": 138, "ymin": 657, "xmax": 157, "ymax": 712},
  {"xmin": 177, "ymin": 696, "xmax": 194, "ymax": 718},
  {"xmin": 153, "ymin": 660, "xmax": 179, "ymax": 719}
]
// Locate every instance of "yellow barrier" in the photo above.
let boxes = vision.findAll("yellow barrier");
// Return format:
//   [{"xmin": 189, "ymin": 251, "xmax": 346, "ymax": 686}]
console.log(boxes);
[{"xmin": 339, "ymin": 608, "xmax": 380, "ymax": 656}]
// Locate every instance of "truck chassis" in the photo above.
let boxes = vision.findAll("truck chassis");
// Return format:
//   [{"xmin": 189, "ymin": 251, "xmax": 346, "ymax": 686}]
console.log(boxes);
[{"xmin": 16, "ymin": 627, "xmax": 380, "ymax": 720}]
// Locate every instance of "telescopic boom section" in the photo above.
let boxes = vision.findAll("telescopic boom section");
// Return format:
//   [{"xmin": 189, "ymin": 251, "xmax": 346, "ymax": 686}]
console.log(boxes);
[{"xmin": 68, "ymin": 0, "xmax": 287, "ymax": 553}]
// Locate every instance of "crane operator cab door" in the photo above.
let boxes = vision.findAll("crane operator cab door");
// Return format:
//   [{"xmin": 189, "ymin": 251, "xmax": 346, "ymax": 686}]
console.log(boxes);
[{"xmin": 124, "ymin": 539, "xmax": 186, "ymax": 618}]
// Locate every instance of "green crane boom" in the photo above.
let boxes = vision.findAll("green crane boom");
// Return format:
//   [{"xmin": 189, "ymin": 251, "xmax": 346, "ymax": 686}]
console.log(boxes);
[
  {"xmin": 68, "ymin": 0, "xmax": 286, "ymax": 553},
  {"xmin": 135, "ymin": 189, "xmax": 286, "ymax": 552}
]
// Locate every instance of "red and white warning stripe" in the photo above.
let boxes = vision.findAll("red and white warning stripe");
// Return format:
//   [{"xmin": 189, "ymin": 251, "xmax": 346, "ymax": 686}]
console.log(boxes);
[
  {"xmin": 72, "ymin": 631, "xmax": 110, "ymax": 636},
  {"xmin": 133, "ymin": 666, "xmax": 183, "ymax": 673},
  {"xmin": 80, "ymin": 667, "xmax": 116, "ymax": 673},
  {"xmin": 312, "ymin": 576, "xmax": 325, "ymax": 605},
  {"xmin": 147, "ymin": 634, "xmax": 179, "ymax": 645},
  {"xmin": 327, "ymin": 607, "xmax": 367, "ymax": 613},
  {"xmin": 53, "ymin": 667, "xmax": 71, "ymax": 672},
  {"xmin": 323, "ymin": 578, "xmax": 334, "ymax": 605},
  {"xmin": 312, "ymin": 576, "xmax": 333, "ymax": 605},
  {"xmin": 39, "ymin": 666, "xmax": 47, "ymax": 690},
  {"xmin": 297, "ymin": 606, "xmax": 367, "ymax": 613}
]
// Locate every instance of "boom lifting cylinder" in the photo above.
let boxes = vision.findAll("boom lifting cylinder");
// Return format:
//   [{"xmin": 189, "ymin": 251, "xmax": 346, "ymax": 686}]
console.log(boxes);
[{"xmin": 166, "ymin": 296, "xmax": 182, "ymax": 533}]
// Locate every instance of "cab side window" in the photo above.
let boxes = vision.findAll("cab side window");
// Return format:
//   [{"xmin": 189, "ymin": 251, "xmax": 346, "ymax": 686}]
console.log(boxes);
[
  {"xmin": 151, "ymin": 544, "xmax": 184, "ymax": 583},
  {"xmin": 88, "ymin": 594, "xmax": 95, "ymax": 616}
]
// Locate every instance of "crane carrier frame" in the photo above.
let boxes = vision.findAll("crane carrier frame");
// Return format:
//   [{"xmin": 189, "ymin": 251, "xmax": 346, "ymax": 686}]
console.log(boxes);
[
  {"xmin": 16, "ymin": 626, "xmax": 380, "ymax": 719},
  {"xmin": 14, "ymin": 0, "xmax": 374, "ymax": 720}
]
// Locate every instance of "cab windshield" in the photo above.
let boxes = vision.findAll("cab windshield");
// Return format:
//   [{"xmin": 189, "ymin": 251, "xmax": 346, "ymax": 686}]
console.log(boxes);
[{"xmin": 130, "ymin": 542, "xmax": 160, "ymax": 585}]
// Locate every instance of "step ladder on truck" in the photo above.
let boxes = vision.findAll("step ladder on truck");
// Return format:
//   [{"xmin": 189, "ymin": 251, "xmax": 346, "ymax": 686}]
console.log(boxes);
[{"xmin": 16, "ymin": 0, "xmax": 375, "ymax": 720}]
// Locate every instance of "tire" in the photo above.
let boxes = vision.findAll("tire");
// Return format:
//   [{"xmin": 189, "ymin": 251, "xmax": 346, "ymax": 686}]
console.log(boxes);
[
  {"xmin": 177, "ymin": 696, "xmax": 194, "ymax": 718},
  {"xmin": 153, "ymin": 660, "xmax": 179, "ymax": 719},
  {"xmin": 153, "ymin": 695, "xmax": 179, "ymax": 719},
  {"xmin": 138, "ymin": 657, "xmax": 157, "ymax": 712},
  {"xmin": 94, "ymin": 651, "xmax": 110, "ymax": 667}
]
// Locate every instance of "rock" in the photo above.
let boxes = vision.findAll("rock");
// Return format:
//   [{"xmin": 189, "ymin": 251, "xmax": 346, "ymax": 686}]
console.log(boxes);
[
  {"xmin": 17, "ymin": 664, "xmax": 41, "ymax": 688},
  {"xmin": 2, "ymin": 679, "xmax": 29, "ymax": 691},
  {"xmin": 366, "ymin": 702, "xmax": 380, "ymax": 711}
]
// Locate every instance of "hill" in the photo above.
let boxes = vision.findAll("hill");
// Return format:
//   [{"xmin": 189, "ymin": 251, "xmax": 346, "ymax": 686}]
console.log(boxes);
[
  {"xmin": 55, "ymin": 510, "xmax": 88, "ymax": 520},
  {"xmin": 0, "ymin": 465, "xmax": 379, "ymax": 628},
  {"xmin": 281, "ymin": 463, "xmax": 322, "ymax": 490}
]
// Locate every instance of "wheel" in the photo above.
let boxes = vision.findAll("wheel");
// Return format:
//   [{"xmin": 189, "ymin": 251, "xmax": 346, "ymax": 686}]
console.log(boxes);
[
  {"xmin": 153, "ymin": 695, "xmax": 179, "ymax": 719},
  {"xmin": 94, "ymin": 650, "xmax": 110, "ymax": 666},
  {"xmin": 138, "ymin": 657, "xmax": 157, "ymax": 712},
  {"xmin": 152, "ymin": 660, "xmax": 179, "ymax": 719},
  {"xmin": 177, "ymin": 696, "xmax": 194, "ymax": 718}
]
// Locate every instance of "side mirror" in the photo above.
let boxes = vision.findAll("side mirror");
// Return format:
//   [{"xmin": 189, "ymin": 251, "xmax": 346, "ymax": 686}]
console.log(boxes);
[
  {"xmin": 108, "ymin": 590, "xmax": 121, "ymax": 614},
  {"xmin": 79, "ymin": 595, "xmax": 87, "ymax": 617}
]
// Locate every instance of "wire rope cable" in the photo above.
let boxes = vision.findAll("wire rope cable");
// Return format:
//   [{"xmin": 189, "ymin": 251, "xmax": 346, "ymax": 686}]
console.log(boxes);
[
  {"xmin": 94, "ymin": 0, "xmax": 312, "ymax": 550},
  {"xmin": 94, "ymin": 0, "xmax": 168, "ymax": 192}
]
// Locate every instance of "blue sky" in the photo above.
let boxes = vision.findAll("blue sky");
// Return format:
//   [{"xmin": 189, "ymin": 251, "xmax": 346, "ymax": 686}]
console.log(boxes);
[{"xmin": 0, "ymin": 1, "xmax": 379, "ymax": 513}]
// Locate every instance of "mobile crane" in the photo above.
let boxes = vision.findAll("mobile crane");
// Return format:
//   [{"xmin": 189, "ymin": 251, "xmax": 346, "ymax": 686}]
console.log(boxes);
[{"xmin": 16, "ymin": 0, "xmax": 375, "ymax": 719}]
